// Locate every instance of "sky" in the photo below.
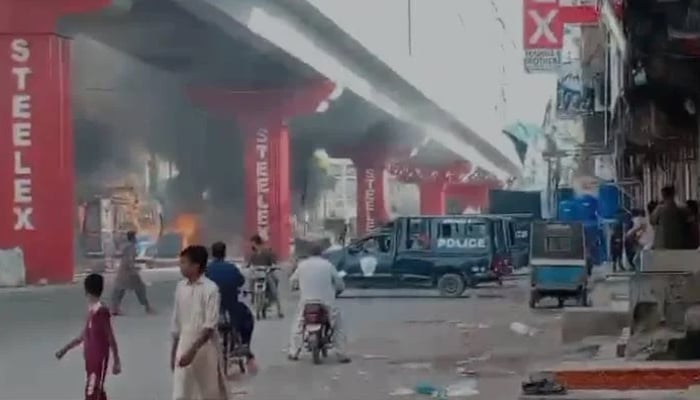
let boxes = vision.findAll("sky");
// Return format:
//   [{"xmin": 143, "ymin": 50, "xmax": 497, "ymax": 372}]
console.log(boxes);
[{"xmin": 305, "ymin": 0, "xmax": 556, "ymax": 131}]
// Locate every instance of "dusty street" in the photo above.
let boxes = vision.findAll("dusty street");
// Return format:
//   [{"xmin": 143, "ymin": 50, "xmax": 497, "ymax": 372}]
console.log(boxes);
[{"xmin": 0, "ymin": 271, "xmax": 573, "ymax": 400}]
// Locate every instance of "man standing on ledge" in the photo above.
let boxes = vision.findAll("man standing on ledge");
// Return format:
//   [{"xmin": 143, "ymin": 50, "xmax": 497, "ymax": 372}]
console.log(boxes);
[{"xmin": 650, "ymin": 186, "xmax": 687, "ymax": 250}]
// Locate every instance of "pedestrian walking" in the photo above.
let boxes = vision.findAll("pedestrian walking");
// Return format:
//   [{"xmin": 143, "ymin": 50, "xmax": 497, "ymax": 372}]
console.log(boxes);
[
  {"xmin": 56, "ymin": 273, "xmax": 122, "ymax": 400},
  {"xmin": 171, "ymin": 245, "xmax": 229, "ymax": 400},
  {"xmin": 110, "ymin": 231, "xmax": 154, "ymax": 315}
]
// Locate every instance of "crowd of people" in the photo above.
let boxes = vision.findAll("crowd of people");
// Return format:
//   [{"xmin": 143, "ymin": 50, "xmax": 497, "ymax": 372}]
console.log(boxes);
[
  {"xmin": 612, "ymin": 185, "xmax": 700, "ymax": 272},
  {"xmin": 55, "ymin": 232, "xmax": 348, "ymax": 400}
]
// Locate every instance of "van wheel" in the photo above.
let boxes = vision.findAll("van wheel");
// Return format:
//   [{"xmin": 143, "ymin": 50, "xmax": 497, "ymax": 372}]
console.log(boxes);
[{"xmin": 437, "ymin": 273, "xmax": 465, "ymax": 297}]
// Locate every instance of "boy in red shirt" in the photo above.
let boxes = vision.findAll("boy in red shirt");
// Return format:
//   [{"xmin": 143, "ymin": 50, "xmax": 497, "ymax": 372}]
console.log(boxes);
[{"xmin": 56, "ymin": 273, "xmax": 122, "ymax": 400}]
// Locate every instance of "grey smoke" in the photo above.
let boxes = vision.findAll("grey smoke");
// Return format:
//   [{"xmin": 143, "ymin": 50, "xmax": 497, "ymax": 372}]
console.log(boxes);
[{"xmin": 70, "ymin": 34, "xmax": 430, "ymax": 243}]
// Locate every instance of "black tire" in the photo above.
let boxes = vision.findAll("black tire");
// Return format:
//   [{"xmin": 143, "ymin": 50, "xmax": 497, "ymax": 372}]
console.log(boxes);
[
  {"xmin": 529, "ymin": 291, "xmax": 538, "ymax": 309},
  {"xmin": 255, "ymin": 291, "xmax": 266, "ymax": 320},
  {"xmin": 463, "ymin": 274, "xmax": 476, "ymax": 289},
  {"xmin": 437, "ymin": 273, "xmax": 465, "ymax": 297},
  {"xmin": 310, "ymin": 333, "xmax": 322, "ymax": 364},
  {"xmin": 579, "ymin": 289, "xmax": 590, "ymax": 307}
]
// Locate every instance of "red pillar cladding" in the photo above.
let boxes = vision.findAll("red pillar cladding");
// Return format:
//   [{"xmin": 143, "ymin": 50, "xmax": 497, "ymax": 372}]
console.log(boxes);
[
  {"xmin": 244, "ymin": 122, "xmax": 291, "ymax": 260},
  {"xmin": 446, "ymin": 183, "xmax": 491, "ymax": 213},
  {"xmin": 0, "ymin": 34, "xmax": 75, "ymax": 284},
  {"xmin": 188, "ymin": 80, "xmax": 334, "ymax": 260},
  {"xmin": 0, "ymin": 0, "xmax": 111, "ymax": 284},
  {"xmin": 355, "ymin": 162, "xmax": 389, "ymax": 235},
  {"xmin": 419, "ymin": 181, "xmax": 446, "ymax": 215}
]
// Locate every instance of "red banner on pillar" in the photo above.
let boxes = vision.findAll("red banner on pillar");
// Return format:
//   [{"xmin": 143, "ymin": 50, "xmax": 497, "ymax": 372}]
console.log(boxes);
[
  {"xmin": 0, "ymin": 34, "xmax": 75, "ymax": 284},
  {"xmin": 244, "ymin": 122, "xmax": 291, "ymax": 260},
  {"xmin": 355, "ymin": 164, "xmax": 389, "ymax": 235}
]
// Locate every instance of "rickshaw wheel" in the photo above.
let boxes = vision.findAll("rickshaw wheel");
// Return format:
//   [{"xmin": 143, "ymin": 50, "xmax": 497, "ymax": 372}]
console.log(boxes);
[
  {"xmin": 579, "ymin": 289, "xmax": 591, "ymax": 307},
  {"xmin": 437, "ymin": 273, "xmax": 465, "ymax": 297},
  {"xmin": 528, "ymin": 291, "xmax": 539, "ymax": 308}
]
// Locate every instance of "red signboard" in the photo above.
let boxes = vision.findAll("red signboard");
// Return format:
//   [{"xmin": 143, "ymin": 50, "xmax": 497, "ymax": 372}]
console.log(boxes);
[
  {"xmin": 523, "ymin": 0, "xmax": 600, "ymax": 50},
  {"xmin": 524, "ymin": 0, "xmax": 564, "ymax": 50}
]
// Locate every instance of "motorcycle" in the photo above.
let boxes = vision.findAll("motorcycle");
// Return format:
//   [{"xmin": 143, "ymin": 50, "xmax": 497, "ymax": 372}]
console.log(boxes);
[
  {"xmin": 250, "ymin": 266, "xmax": 279, "ymax": 320},
  {"xmin": 218, "ymin": 313, "xmax": 248, "ymax": 375},
  {"xmin": 302, "ymin": 301, "xmax": 333, "ymax": 364}
]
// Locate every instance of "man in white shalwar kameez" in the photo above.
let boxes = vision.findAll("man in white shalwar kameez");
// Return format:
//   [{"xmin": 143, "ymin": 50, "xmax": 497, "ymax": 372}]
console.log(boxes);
[
  {"xmin": 288, "ymin": 244, "xmax": 350, "ymax": 363},
  {"xmin": 172, "ymin": 245, "xmax": 228, "ymax": 400}
]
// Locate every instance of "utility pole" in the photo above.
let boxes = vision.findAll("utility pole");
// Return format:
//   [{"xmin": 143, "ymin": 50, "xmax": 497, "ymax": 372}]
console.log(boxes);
[{"xmin": 407, "ymin": 0, "xmax": 413, "ymax": 56}]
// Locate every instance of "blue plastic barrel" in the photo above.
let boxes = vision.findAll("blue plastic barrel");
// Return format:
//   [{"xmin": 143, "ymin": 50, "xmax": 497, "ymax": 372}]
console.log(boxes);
[
  {"xmin": 576, "ymin": 195, "xmax": 599, "ymax": 221},
  {"xmin": 558, "ymin": 200, "xmax": 577, "ymax": 221},
  {"xmin": 557, "ymin": 187, "xmax": 575, "ymax": 203},
  {"xmin": 598, "ymin": 183, "xmax": 620, "ymax": 219}
]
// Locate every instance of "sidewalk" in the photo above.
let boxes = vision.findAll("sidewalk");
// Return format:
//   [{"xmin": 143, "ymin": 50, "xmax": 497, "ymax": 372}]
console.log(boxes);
[{"xmin": 0, "ymin": 266, "xmax": 183, "ymax": 295}]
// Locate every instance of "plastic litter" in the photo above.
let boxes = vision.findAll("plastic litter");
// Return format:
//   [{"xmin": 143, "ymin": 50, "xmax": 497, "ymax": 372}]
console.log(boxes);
[
  {"xmin": 446, "ymin": 378, "xmax": 479, "ymax": 397},
  {"xmin": 510, "ymin": 322, "xmax": 537, "ymax": 336},
  {"xmin": 389, "ymin": 387, "xmax": 416, "ymax": 396},
  {"xmin": 414, "ymin": 379, "xmax": 479, "ymax": 398},
  {"xmin": 414, "ymin": 382, "xmax": 447, "ymax": 398}
]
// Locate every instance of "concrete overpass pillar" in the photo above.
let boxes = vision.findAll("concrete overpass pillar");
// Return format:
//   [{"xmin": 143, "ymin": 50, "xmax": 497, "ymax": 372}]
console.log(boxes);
[
  {"xmin": 188, "ymin": 80, "xmax": 334, "ymax": 260},
  {"xmin": 0, "ymin": 0, "xmax": 114, "ymax": 284},
  {"xmin": 353, "ymin": 159, "xmax": 389, "ymax": 235},
  {"xmin": 419, "ymin": 181, "xmax": 446, "ymax": 215}
]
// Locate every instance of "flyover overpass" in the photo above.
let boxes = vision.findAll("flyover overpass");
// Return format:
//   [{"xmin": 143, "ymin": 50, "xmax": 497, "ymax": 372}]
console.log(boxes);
[{"xmin": 0, "ymin": 0, "xmax": 521, "ymax": 285}]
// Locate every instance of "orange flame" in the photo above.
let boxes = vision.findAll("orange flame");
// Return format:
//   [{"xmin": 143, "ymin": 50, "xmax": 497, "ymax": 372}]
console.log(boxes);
[{"xmin": 167, "ymin": 213, "xmax": 201, "ymax": 248}]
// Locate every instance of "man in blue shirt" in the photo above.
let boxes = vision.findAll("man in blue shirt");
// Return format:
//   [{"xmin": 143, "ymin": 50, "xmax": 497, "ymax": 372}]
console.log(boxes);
[{"xmin": 206, "ymin": 242, "xmax": 257, "ymax": 374}]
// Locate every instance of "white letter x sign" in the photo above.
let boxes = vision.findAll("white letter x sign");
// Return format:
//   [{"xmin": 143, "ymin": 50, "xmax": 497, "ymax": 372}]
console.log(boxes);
[
  {"xmin": 13, "ymin": 207, "xmax": 34, "ymax": 230},
  {"xmin": 528, "ymin": 9, "xmax": 558, "ymax": 45}
]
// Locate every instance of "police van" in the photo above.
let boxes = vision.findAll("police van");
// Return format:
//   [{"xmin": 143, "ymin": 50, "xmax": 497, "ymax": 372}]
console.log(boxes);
[{"xmin": 322, "ymin": 215, "xmax": 512, "ymax": 296}]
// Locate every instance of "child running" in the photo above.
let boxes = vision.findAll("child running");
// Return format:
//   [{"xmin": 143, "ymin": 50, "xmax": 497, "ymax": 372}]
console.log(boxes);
[{"xmin": 56, "ymin": 273, "xmax": 122, "ymax": 400}]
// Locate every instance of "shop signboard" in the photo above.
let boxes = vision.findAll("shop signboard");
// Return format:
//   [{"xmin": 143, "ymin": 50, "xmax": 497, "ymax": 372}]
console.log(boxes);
[
  {"xmin": 524, "ymin": 48, "xmax": 562, "ymax": 73},
  {"xmin": 523, "ymin": 0, "xmax": 599, "ymax": 73}
]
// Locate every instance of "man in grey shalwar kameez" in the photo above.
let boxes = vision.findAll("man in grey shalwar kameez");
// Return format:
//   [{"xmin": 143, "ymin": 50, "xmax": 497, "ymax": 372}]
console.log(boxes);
[{"xmin": 110, "ymin": 230, "xmax": 154, "ymax": 315}]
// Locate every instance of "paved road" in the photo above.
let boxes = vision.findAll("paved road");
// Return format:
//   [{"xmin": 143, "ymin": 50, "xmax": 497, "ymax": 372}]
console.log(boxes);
[{"xmin": 0, "ymin": 271, "xmax": 568, "ymax": 400}]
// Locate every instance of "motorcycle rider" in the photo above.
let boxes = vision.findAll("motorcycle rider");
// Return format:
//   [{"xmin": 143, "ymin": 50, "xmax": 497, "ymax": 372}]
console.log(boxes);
[
  {"xmin": 247, "ymin": 234, "xmax": 283, "ymax": 318},
  {"xmin": 288, "ymin": 244, "xmax": 350, "ymax": 363},
  {"xmin": 205, "ymin": 242, "xmax": 258, "ymax": 374}
]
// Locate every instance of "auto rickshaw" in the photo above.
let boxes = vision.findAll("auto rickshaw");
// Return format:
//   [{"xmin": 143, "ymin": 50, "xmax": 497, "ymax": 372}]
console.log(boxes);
[{"xmin": 529, "ymin": 221, "xmax": 591, "ymax": 308}]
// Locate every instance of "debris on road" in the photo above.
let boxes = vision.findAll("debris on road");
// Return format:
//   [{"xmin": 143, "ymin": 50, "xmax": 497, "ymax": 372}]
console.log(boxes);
[
  {"xmin": 454, "ymin": 322, "xmax": 491, "ymax": 332},
  {"xmin": 456, "ymin": 366, "xmax": 477, "ymax": 376},
  {"xmin": 398, "ymin": 361, "xmax": 433, "ymax": 370},
  {"xmin": 510, "ymin": 322, "xmax": 538, "ymax": 336},
  {"xmin": 455, "ymin": 353, "xmax": 491, "ymax": 365},
  {"xmin": 389, "ymin": 387, "xmax": 416, "ymax": 396},
  {"xmin": 404, "ymin": 319, "xmax": 448, "ymax": 324},
  {"xmin": 446, "ymin": 378, "xmax": 479, "ymax": 397},
  {"xmin": 414, "ymin": 382, "xmax": 447, "ymax": 397},
  {"xmin": 362, "ymin": 354, "xmax": 389, "ymax": 360},
  {"xmin": 412, "ymin": 379, "xmax": 479, "ymax": 398}
]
